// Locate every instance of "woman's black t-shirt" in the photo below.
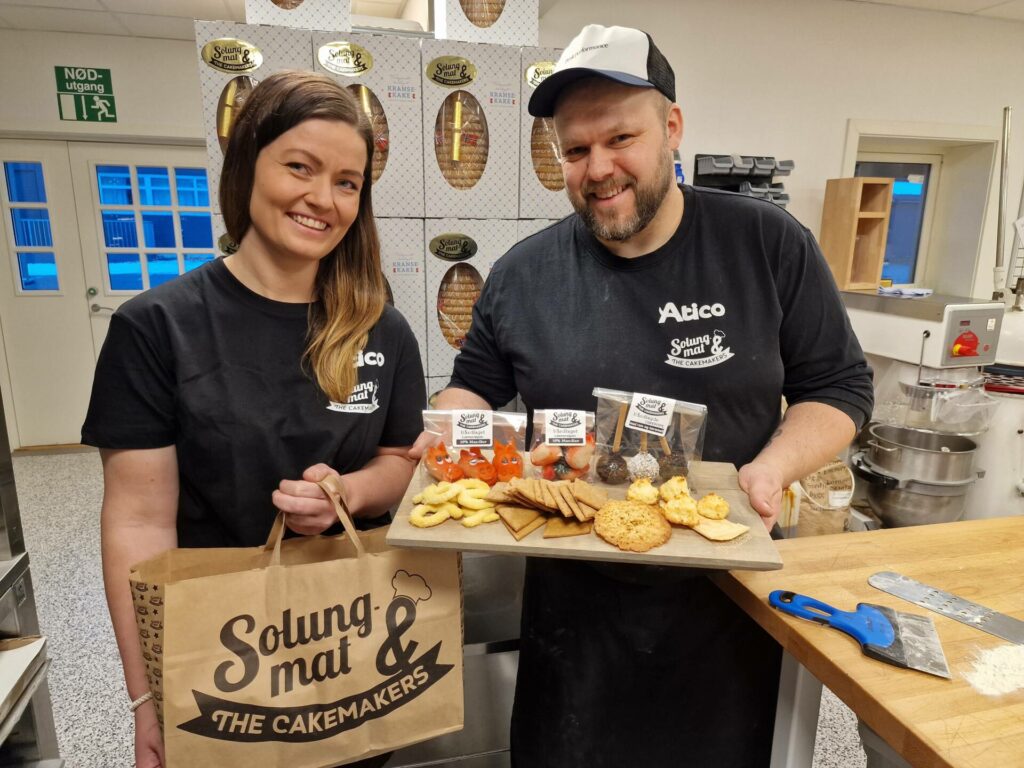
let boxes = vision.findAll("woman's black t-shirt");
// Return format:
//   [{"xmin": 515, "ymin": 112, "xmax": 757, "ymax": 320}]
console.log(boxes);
[{"xmin": 82, "ymin": 258, "xmax": 425, "ymax": 547}]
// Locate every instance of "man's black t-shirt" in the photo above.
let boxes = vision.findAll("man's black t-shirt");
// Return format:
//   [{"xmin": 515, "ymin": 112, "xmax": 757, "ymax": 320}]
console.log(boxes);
[
  {"xmin": 448, "ymin": 185, "xmax": 874, "ymax": 767},
  {"xmin": 82, "ymin": 258, "xmax": 425, "ymax": 547},
  {"xmin": 451, "ymin": 184, "xmax": 873, "ymax": 465}
]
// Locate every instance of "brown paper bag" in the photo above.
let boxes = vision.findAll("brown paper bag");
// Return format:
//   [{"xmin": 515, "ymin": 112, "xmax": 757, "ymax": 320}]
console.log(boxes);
[{"xmin": 130, "ymin": 476, "xmax": 464, "ymax": 768}]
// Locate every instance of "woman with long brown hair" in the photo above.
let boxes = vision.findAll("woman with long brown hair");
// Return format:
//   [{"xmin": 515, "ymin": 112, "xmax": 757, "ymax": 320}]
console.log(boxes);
[{"xmin": 82, "ymin": 71, "xmax": 424, "ymax": 768}]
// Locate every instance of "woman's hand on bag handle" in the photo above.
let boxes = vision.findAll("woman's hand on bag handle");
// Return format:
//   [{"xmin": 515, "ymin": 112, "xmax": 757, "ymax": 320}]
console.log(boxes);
[
  {"xmin": 135, "ymin": 698, "xmax": 165, "ymax": 768},
  {"xmin": 274, "ymin": 464, "xmax": 345, "ymax": 535}
]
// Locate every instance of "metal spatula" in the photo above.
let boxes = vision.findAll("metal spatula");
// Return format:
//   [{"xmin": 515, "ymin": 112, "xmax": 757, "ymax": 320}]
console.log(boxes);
[
  {"xmin": 869, "ymin": 571, "xmax": 1024, "ymax": 645},
  {"xmin": 769, "ymin": 590, "xmax": 951, "ymax": 679}
]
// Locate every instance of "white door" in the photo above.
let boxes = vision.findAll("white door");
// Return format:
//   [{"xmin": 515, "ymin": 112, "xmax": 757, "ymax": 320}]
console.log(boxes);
[
  {"xmin": 68, "ymin": 143, "xmax": 214, "ymax": 354},
  {"xmin": 0, "ymin": 140, "xmax": 95, "ymax": 448},
  {"xmin": 0, "ymin": 141, "xmax": 214, "ymax": 449}
]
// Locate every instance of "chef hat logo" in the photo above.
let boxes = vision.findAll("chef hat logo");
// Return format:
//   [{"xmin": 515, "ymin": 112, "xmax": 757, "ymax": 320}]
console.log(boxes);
[{"xmin": 392, "ymin": 570, "xmax": 432, "ymax": 603}]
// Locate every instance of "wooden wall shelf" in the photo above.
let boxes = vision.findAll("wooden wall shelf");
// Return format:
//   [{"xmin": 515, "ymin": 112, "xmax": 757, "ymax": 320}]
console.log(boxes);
[{"xmin": 819, "ymin": 177, "xmax": 894, "ymax": 291}]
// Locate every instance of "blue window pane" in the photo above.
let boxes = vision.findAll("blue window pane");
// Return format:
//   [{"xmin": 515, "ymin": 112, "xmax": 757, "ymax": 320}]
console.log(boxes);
[
  {"xmin": 179, "ymin": 212, "xmax": 213, "ymax": 248},
  {"xmin": 101, "ymin": 211, "xmax": 138, "ymax": 248},
  {"xmin": 17, "ymin": 252, "xmax": 58, "ymax": 291},
  {"xmin": 4, "ymin": 162, "xmax": 46, "ymax": 203},
  {"xmin": 107, "ymin": 253, "xmax": 142, "ymax": 291},
  {"xmin": 185, "ymin": 252, "xmax": 215, "ymax": 272},
  {"xmin": 175, "ymin": 168, "xmax": 210, "ymax": 207},
  {"xmin": 11, "ymin": 209, "xmax": 53, "ymax": 247},
  {"xmin": 137, "ymin": 167, "xmax": 171, "ymax": 206},
  {"xmin": 97, "ymin": 165, "xmax": 133, "ymax": 205},
  {"xmin": 142, "ymin": 211, "xmax": 175, "ymax": 248},
  {"xmin": 146, "ymin": 253, "xmax": 180, "ymax": 287}
]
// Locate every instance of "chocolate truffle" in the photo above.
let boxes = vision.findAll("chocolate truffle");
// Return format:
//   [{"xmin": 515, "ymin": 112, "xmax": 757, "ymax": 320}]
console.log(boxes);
[
  {"xmin": 658, "ymin": 452, "xmax": 689, "ymax": 481},
  {"xmin": 596, "ymin": 452, "xmax": 628, "ymax": 484},
  {"xmin": 627, "ymin": 452, "xmax": 660, "ymax": 482}
]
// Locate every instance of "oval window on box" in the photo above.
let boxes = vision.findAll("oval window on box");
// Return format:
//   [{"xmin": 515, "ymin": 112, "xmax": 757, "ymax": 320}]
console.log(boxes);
[
  {"xmin": 531, "ymin": 117, "xmax": 564, "ymax": 191},
  {"xmin": 216, "ymin": 76, "xmax": 257, "ymax": 154},
  {"xmin": 459, "ymin": 0, "xmax": 505, "ymax": 28},
  {"xmin": 271, "ymin": 0, "xmax": 304, "ymax": 8},
  {"xmin": 347, "ymin": 85, "xmax": 389, "ymax": 183},
  {"xmin": 434, "ymin": 91, "xmax": 489, "ymax": 190},
  {"xmin": 437, "ymin": 263, "xmax": 483, "ymax": 349}
]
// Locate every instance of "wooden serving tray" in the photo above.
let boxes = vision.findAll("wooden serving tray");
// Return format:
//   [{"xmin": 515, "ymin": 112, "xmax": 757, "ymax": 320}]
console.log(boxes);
[{"xmin": 386, "ymin": 461, "xmax": 783, "ymax": 571}]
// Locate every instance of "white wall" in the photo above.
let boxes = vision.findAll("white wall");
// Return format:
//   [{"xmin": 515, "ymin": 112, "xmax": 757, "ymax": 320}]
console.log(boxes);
[
  {"xmin": 540, "ymin": 0, "xmax": 1024, "ymax": 298},
  {"xmin": 2, "ymin": 0, "xmax": 1024, "ymax": 297},
  {"xmin": 0, "ymin": 29, "xmax": 203, "ymax": 143}
]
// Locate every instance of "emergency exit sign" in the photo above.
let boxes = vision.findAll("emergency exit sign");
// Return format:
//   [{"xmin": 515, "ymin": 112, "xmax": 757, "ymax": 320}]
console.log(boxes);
[{"xmin": 55, "ymin": 66, "xmax": 117, "ymax": 123}]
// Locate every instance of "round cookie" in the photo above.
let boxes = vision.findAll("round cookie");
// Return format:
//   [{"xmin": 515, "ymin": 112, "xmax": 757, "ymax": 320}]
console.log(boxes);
[{"xmin": 594, "ymin": 500, "xmax": 672, "ymax": 553}]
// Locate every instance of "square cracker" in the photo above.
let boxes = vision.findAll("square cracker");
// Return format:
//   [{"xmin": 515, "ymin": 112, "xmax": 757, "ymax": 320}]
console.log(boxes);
[
  {"xmin": 540, "ymin": 480, "xmax": 560, "ymax": 512},
  {"xmin": 693, "ymin": 517, "xmax": 749, "ymax": 542},
  {"xmin": 551, "ymin": 484, "xmax": 574, "ymax": 518},
  {"xmin": 485, "ymin": 483, "xmax": 512, "ymax": 504},
  {"xmin": 507, "ymin": 478, "xmax": 539, "ymax": 509},
  {"xmin": 496, "ymin": 505, "xmax": 542, "ymax": 532},
  {"xmin": 571, "ymin": 480, "xmax": 608, "ymax": 510},
  {"xmin": 502, "ymin": 513, "xmax": 546, "ymax": 541},
  {"xmin": 543, "ymin": 516, "xmax": 593, "ymax": 538},
  {"xmin": 558, "ymin": 484, "xmax": 587, "ymax": 522}
]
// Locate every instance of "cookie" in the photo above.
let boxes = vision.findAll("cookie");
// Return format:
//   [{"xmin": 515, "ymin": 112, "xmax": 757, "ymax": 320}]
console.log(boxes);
[
  {"xmin": 626, "ymin": 477, "xmax": 659, "ymax": 505},
  {"xmin": 659, "ymin": 475, "xmax": 690, "ymax": 503},
  {"xmin": 660, "ymin": 495, "xmax": 699, "ymax": 527},
  {"xmin": 697, "ymin": 493, "xmax": 730, "ymax": 520},
  {"xmin": 594, "ymin": 500, "xmax": 672, "ymax": 553}
]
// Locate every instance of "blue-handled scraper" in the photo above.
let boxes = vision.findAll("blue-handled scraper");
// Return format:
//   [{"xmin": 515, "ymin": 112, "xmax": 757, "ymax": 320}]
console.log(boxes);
[{"xmin": 769, "ymin": 590, "xmax": 950, "ymax": 679}]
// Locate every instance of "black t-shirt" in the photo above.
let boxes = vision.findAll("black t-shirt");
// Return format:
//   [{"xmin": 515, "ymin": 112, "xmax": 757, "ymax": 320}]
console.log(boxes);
[
  {"xmin": 82, "ymin": 258, "xmax": 425, "ymax": 548},
  {"xmin": 451, "ymin": 184, "xmax": 873, "ymax": 466}
]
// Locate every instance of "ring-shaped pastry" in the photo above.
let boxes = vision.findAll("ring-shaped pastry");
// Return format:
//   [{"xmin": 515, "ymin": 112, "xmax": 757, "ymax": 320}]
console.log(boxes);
[
  {"xmin": 438, "ymin": 501, "xmax": 464, "ymax": 520},
  {"xmin": 461, "ymin": 509, "xmax": 500, "ymax": 527},
  {"xmin": 421, "ymin": 482, "xmax": 461, "ymax": 505},
  {"xmin": 457, "ymin": 491, "xmax": 493, "ymax": 510},
  {"xmin": 409, "ymin": 503, "xmax": 452, "ymax": 528}
]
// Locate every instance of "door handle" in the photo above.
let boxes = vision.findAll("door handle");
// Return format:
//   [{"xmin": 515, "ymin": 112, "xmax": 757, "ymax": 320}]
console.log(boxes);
[{"xmin": 90, "ymin": 303, "xmax": 115, "ymax": 313}]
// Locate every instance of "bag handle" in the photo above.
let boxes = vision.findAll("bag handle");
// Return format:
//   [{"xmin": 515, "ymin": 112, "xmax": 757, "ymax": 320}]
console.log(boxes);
[
  {"xmin": 262, "ymin": 474, "xmax": 366, "ymax": 565},
  {"xmin": 316, "ymin": 474, "xmax": 366, "ymax": 557}
]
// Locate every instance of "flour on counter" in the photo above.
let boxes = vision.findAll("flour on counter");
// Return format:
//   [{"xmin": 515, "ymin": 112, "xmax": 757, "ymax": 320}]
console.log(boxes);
[{"xmin": 964, "ymin": 644, "xmax": 1024, "ymax": 696}]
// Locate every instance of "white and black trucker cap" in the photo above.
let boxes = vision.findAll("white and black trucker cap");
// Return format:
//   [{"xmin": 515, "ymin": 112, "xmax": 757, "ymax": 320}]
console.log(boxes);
[{"xmin": 528, "ymin": 24, "xmax": 676, "ymax": 117}]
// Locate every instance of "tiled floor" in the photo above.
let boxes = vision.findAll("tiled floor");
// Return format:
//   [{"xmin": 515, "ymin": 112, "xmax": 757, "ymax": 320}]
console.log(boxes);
[{"xmin": 12, "ymin": 450, "xmax": 867, "ymax": 767}]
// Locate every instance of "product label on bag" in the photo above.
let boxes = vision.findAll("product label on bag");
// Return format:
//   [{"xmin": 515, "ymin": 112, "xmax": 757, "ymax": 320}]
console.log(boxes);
[
  {"xmin": 544, "ymin": 410, "xmax": 586, "ymax": 446},
  {"xmin": 451, "ymin": 410, "xmax": 493, "ymax": 447},
  {"xmin": 625, "ymin": 392, "xmax": 676, "ymax": 437},
  {"xmin": 176, "ymin": 569, "xmax": 454, "ymax": 742}
]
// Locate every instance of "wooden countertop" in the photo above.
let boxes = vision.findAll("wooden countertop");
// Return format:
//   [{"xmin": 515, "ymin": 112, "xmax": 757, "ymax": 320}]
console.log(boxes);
[{"xmin": 713, "ymin": 516, "xmax": 1024, "ymax": 768}]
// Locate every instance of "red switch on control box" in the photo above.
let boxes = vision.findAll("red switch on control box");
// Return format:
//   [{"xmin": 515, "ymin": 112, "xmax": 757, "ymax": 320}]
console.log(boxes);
[{"xmin": 951, "ymin": 330, "xmax": 979, "ymax": 357}]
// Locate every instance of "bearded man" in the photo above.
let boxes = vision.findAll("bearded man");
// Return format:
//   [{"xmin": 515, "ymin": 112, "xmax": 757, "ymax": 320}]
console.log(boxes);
[{"xmin": 415, "ymin": 24, "xmax": 873, "ymax": 767}]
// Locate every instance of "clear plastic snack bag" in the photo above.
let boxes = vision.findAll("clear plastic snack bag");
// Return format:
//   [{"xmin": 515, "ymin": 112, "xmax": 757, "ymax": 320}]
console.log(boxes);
[
  {"xmin": 591, "ymin": 388, "xmax": 708, "ymax": 485},
  {"xmin": 528, "ymin": 409, "xmax": 596, "ymax": 482},
  {"xmin": 421, "ymin": 409, "xmax": 528, "ymax": 486}
]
